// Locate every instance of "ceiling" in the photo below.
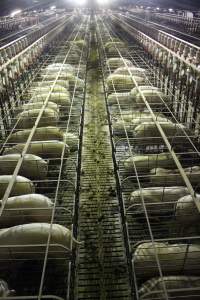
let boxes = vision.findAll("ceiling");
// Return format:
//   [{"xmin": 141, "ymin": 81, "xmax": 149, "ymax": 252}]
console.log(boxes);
[
  {"xmin": 0, "ymin": 0, "xmax": 54, "ymax": 15},
  {"xmin": 0, "ymin": 0, "xmax": 199, "ymax": 15},
  {"xmin": 132, "ymin": 0, "xmax": 200, "ymax": 9}
]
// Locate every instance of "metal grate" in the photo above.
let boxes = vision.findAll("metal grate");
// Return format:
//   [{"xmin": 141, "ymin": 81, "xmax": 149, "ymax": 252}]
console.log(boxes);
[{"xmin": 74, "ymin": 18, "xmax": 132, "ymax": 300}]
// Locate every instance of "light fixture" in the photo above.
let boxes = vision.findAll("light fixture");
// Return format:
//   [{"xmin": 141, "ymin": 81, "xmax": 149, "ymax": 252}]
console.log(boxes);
[
  {"xmin": 10, "ymin": 9, "xmax": 22, "ymax": 18},
  {"xmin": 73, "ymin": 0, "xmax": 86, "ymax": 6},
  {"xmin": 97, "ymin": 0, "xmax": 109, "ymax": 5},
  {"xmin": 156, "ymin": 7, "xmax": 160, "ymax": 10},
  {"xmin": 169, "ymin": 8, "xmax": 173, "ymax": 12},
  {"xmin": 50, "ymin": 5, "xmax": 56, "ymax": 10}
]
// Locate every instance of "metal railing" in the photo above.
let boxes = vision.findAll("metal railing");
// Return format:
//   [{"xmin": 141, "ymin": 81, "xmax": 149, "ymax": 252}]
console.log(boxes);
[
  {"xmin": 96, "ymin": 13, "xmax": 200, "ymax": 300},
  {"xmin": 109, "ymin": 13, "xmax": 200, "ymax": 133},
  {"xmin": 0, "ymin": 13, "xmax": 89, "ymax": 300}
]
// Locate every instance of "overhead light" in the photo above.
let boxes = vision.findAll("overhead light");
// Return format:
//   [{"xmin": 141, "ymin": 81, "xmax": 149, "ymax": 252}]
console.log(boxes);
[
  {"xmin": 169, "ymin": 8, "xmax": 173, "ymax": 12},
  {"xmin": 74, "ymin": 0, "xmax": 86, "ymax": 6},
  {"xmin": 97, "ymin": 0, "xmax": 109, "ymax": 5},
  {"xmin": 10, "ymin": 9, "xmax": 22, "ymax": 18},
  {"xmin": 50, "ymin": 5, "xmax": 56, "ymax": 10},
  {"xmin": 156, "ymin": 7, "xmax": 160, "ymax": 10}
]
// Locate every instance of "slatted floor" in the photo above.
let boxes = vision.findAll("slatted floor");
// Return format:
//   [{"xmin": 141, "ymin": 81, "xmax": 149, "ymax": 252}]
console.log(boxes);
[{"xmin": 74, "ymin": 33, "xmax": 131, "ymax": 300}]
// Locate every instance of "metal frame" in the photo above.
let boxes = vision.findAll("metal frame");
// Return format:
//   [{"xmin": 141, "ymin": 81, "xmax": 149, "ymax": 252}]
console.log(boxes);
[
  {"xmin": 96, "ymin": 12, "xmax": 200, "ymax": 300},
  {"xmin": 114, "ymin": 12, "xmax": 200, "ymax": 64},
  {"xmin": 0, "ymin": 13, "xmax": 89, "ymax": 300},
  {"xmin": 110, "ymin": 13, "xmax": 200, "ymax": 135}
]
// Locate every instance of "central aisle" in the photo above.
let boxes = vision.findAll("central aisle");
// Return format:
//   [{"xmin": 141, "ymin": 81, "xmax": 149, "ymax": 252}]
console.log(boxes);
[{"xmin": 75, "ymin": 26, "xmax": 132, "ymax": 300}]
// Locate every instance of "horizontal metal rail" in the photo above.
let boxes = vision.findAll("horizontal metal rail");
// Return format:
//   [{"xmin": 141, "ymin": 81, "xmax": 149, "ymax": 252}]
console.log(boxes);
[
  {"xmin": 115, "ymin": 12, "xmax": 200, "ymax": 65},
  {"xmin": 110, "ymin": 13, "xmax": 200, "ymax": 131},
  {"xmin": 0, "ymin": 14, "xmax": 70, "ymax": 64},
  {"xmin": 0, "ymin": 15, "xmax": 76, "ymax": 92},
  {"xmin": 153, "ymin": 12, "xmax": 200, "ymax": 33},
  {"xmin": 0, "ymin": 14, "xmax": 65, "ymax": 47},
  {"xmin": 0, "ymin": 16, "xmax": 38, "ymax": 29},
  {"xmin": 126, "ymin": 10, "xmax": 200, "ymax": 34}
]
